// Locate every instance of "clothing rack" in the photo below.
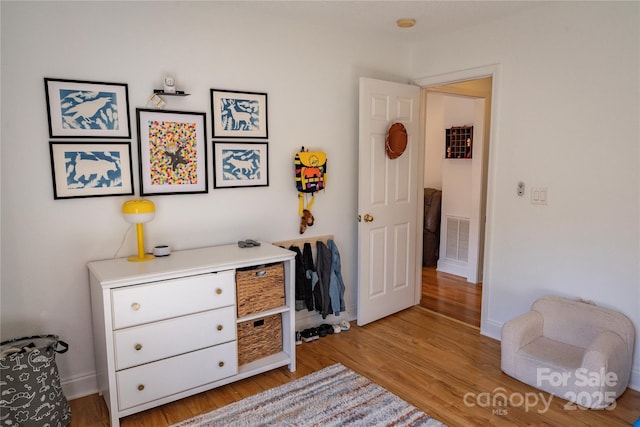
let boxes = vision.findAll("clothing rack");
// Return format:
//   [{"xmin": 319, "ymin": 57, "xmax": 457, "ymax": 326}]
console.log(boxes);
[{"xmin": 272, "ymin": 234, "xmax": 334, "ymax": 249}]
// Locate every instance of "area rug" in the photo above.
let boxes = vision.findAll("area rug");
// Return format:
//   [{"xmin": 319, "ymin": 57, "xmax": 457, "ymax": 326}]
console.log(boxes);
[{"xmin": 171, "ymin": 363, "xmax": 445, "ymax": 427}]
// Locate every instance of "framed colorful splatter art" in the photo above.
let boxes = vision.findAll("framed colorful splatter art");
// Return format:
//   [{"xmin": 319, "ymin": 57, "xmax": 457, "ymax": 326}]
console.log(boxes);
[
  {"xmin": 49, "ymin": 142, "xmax": 134, "ymax": 199},
  {"xmin": 213, "ymin": 141, "xmax": 269, "ymax": 188},
  {"xmin": 44, "ymin": 78, "xmax": 131, "ymax": 139},
  {"xmin": 210, "ymin": 89, "xmax": 268, "ymax": 138},
  {"xmin": 136, "ymin": 109, "xmax": 208, "ymax": 196}
]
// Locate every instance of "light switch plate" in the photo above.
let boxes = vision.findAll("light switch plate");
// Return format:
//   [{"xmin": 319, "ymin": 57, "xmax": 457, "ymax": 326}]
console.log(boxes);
[{"xmin": 531, "ymin": 187, "xmax": 548, "ymax": 205}]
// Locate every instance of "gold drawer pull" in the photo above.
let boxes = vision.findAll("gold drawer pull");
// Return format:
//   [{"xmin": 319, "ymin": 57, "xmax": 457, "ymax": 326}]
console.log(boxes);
[
  {"xmin": 217, "ymin": 325, "xmax": 223, "ymax": 331},
  {"xmin": 215, "ymin": 288, "xmax": 222, "ymax": 295},
  {"xmin": 131, "ymin": 302, "xmax": 141, "ymax": 311},
  {"xmin": 137, "ymin": 384, "xmax": 145, "ymax": 391},
  {"xmin": 134, "ymin": 344, "xmax": 142, "ymax": 351},
  {"xmin": 218, "ymin": 361, "xmax": 224, "ymax": 367}
]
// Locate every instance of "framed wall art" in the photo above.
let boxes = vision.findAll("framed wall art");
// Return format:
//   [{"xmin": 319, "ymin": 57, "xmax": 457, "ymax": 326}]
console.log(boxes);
[
  {"xmin": 210, "ymin": 89, "xmax": 268, "ymax": 138},
  {"xmin": 49, "ymin": 142, "xmax": 134, "ymax": 199},
  {"xmin": 136, "ymin": 109, "xmax": 208, "ymax": 196},
  {"xmin": 213, "ymin": 141, "xmax": 269, "ymax": 188},
  {"xmin": 44, "ymin": 78, "xmax": 131, "ymax": 139}
]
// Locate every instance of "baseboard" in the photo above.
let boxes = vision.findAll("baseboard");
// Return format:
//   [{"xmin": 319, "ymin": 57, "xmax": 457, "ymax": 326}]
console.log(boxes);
[
  {"xmin": 61, "ymin": 371, "xmax": 98, "ymax": 400},
  {"xmin": 294, "ymin": 304, "xmax": 356, "ymax": 331},
  {"xmin": 480, "ymin": 317, "xmax": 502, "ymax": 341},
  {"xmin": 436, "ymin": 259, "xmax": 467, "ymax": 278}
]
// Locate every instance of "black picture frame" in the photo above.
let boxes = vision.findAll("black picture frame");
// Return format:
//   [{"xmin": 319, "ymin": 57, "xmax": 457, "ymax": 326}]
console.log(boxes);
[
  {"xmin": 49, "ymin": 141, "xmax": 134, "ymax": 199},
  {"xmin": 210, "ymin": 89, "xmax": 268, "ymax": 139},
  {"xmin": 136, "ymin": 108, "xmax": 208, "ymax": 196},
  {"xmin": 213, "ymin": 141, "xmax": 269, "ymax": 188},
  {"xmin": 44, "ymin": 78, "xmax": 131, "ymax": 139}
]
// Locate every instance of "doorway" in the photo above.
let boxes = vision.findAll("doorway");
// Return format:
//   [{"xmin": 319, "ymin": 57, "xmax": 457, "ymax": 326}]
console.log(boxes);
[{"xmin": 419, "ymin": 77, "xmax": 492, "ymax": 328}]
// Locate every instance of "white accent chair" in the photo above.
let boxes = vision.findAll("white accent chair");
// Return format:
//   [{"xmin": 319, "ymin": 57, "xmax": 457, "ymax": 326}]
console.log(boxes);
[{"xmin": 501, "ymin": 295, "xmax": 635, "ymax": 409}]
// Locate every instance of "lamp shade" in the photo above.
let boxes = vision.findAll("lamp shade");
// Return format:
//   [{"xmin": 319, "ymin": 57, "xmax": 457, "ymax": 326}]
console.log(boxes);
[{"xmin": 122, "ymin": 199, "xmax": 155, "ymax": 224}]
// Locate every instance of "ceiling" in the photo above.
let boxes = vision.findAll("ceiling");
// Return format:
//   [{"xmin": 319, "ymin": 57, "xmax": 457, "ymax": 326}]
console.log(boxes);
[{"xmin": 237, "ymin": 1, "xmax": 548, "ymax": 43}]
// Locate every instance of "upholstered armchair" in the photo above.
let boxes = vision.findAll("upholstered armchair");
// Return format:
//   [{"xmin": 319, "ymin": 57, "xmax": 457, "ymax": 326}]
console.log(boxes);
[
  {"xmin": 422, "ymin": 188, "xmax": 442, "ymax": 267},
  {"xmin": 501, "ymin": 295, "xmax": 635, "ymax": 409}
]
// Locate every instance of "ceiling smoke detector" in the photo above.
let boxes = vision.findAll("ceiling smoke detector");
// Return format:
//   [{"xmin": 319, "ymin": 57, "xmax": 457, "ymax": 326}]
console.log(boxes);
[{"xmin": 396, "ymin": 18, "xmax": 416, "ymax": 29}]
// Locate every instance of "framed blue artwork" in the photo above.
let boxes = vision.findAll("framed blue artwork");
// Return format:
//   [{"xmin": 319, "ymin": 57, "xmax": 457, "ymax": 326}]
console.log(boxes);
[
  {"xmin": 49, "ymin": 142, "xmax": 134, "ymax": 199},
  {"xmin": 213, "ymin": 141, "xmax": 269, "ymax": 188},
  {"xmin": 210, "ymin": 89, "xmax": 268, "ymax": 139},
  {"xmin": 45, "ymin": 78, "xmax": 131, "ymax": 139}
]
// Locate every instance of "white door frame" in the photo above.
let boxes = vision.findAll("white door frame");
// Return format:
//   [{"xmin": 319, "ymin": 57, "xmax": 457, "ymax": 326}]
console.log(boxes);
[{"xmin": 413, "ymin": 64, "xmax": 500, "ymax": 337}]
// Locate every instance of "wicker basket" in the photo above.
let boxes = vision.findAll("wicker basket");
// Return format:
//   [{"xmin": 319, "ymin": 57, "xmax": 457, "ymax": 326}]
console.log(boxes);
[
  {"xmin": 236, "ymin": 262, "xmax": 285, "ymax": 317},
  {"xmin": 237, "ymin": 314, "xmax": 282, "ymax": 365}
]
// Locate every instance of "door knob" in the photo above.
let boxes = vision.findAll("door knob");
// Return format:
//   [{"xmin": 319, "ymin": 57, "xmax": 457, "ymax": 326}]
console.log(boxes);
[{"xmin": 363, "ymin": 214, "xmax": 374, "ymax": 223}]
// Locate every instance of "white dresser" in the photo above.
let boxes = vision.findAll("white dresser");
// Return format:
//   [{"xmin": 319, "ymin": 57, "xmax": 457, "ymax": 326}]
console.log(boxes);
[{"xmin": 88, "ymin": 243, "xmax": 296, "ymax": 427}]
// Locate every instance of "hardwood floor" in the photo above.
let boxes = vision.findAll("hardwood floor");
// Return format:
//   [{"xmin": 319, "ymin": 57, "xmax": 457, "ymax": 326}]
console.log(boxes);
[
  {"xmin": 70, "ymin": 307, "xmax": 640, "ymax": 426},
  {"xmin": 420, "ymin": 266, "xmax": 482, "ymax": 328}
]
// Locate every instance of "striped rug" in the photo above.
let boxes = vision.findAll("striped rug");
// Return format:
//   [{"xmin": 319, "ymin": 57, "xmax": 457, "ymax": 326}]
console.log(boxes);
[{"xmin": 171, "ymin": 363, "xmax": 445, "ymax": 427}]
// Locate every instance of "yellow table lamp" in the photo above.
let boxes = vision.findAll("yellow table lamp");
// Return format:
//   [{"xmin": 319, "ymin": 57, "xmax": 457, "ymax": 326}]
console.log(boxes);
[{"xmin": 122, "ymin": 199, "xmax": 155, "ymax": 262}]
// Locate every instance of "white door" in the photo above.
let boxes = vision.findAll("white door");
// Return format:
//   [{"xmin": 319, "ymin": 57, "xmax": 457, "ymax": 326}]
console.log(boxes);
[{"xmin": 357, "ymin": 78, "xmax": 421, "ymax": 326}]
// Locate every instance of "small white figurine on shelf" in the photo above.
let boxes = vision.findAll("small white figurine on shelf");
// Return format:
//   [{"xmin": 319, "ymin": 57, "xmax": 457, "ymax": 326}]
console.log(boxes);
[{"xmin": 163, "ymin": 75, "xmax": 176, "ymax": 94}]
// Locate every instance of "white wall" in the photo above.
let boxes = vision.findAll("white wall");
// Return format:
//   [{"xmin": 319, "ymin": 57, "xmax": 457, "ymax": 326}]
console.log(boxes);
[
  {"xmin": 424, "ymin": 94, "xmax": 444, "ymax": 189},
  {"xmin": 412, "ymin": 1, "xmax": 640, "ymax": 389},
  {"xmin": 3, "ymin": 0, "xmax": 639, "ymax": 399},
  {"xmin": 0, "ymin": 1, "xmax": 411, "ymax": 397}
]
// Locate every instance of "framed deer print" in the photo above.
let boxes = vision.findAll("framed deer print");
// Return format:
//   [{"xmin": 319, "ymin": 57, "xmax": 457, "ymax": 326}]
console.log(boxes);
[
  {"xmin": 210, "ymin": 89, "xmax": 268, "ymax": 138},
  {"xmin": 213, "ymin": 141, "xmax": 269, "ymax": 188},
  {"xmin": 136, "ymin": 109, "xmax": 208, "ymax": 195}
]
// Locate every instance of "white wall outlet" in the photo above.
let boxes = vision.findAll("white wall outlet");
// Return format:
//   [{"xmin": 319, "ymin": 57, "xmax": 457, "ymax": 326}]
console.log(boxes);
[{"xmin": 531, "ymin": 187, "xmax": 548, "ymax": 205}]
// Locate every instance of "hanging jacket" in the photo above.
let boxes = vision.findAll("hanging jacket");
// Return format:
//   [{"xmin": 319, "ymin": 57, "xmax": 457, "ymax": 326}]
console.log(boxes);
[
  {"xmin": 302, "ymin": 242, "xmax": 316, "ymax": 311},
  {"xmin": 316, "ymin": 241, "xmax": 333, "ymax": 319},
  {"xmin": 327, "ymin": 239, "xmax": 346, "ymax": 316},
  {"xmin": 289, "ymin": 245, "xmax": 306, "ymax": 311}
]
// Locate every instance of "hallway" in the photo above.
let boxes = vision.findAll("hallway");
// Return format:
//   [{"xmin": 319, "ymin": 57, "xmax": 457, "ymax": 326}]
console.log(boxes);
[{"xmin": 420, "ymin": 267, "xmax": 482, "ymax": 328}]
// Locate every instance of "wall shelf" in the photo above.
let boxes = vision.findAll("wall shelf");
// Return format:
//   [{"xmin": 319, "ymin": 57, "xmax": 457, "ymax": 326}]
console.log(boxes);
[{"xmin": 153, "ymin": 89, "xmax": 190, "ymax": 96}]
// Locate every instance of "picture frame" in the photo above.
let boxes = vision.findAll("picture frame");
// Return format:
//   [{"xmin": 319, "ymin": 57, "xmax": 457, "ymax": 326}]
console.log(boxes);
[
  {"xmin": 210, "ymin": 89, "xmax": 268, "ymax": 138},
  {"xmin": 136, "ymin": 109, "xmax": 208, "ymax": 196},
  {"xmin": 44, "ymin": 78, "xmax": 131, "ymax": 139},
  {"xmin": 213, "ymin": 141, "xmax": 269, "ymax": 188},
  {"xmin": 49, "ymin": 142, "xmax": 134, "ymax": 199}
]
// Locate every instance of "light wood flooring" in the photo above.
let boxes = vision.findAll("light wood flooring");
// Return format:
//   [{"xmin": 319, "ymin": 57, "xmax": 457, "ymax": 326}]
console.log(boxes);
[
  {"xmin": 70, "ymin": 307, "xmax": 639, "ymax": 426},
  {"xmin": 420, "ymin": 267, "xmax": 482, "ymax": 328}
]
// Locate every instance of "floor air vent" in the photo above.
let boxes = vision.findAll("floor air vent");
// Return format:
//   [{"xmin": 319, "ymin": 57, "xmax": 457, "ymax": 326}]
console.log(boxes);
[{"xmin": 445, "ymin": 216, "xmax": 469, "ymax": 262}]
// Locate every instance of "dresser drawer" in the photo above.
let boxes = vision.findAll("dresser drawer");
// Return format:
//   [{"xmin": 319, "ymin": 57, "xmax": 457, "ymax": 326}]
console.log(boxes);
[
  {"xmin": 111, "ymin": 271, "xmax": 235, "ymax": 329},
  {"xmin": 114, "ymin": 306, "xmax": 236, "ymax": 370},
  {"xmin": 116, "ymin": 341, "xmax": 238, "ymax": 410}
]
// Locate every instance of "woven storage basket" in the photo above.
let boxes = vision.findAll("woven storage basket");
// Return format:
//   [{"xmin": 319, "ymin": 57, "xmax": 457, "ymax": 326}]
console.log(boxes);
[
  {"xmin": 236, "ymin": 262, "xmax": 285, "ymax": 317},
  {"xmin": 237, "ymin": 314, "xmax": 282, "ymax": 365}
]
